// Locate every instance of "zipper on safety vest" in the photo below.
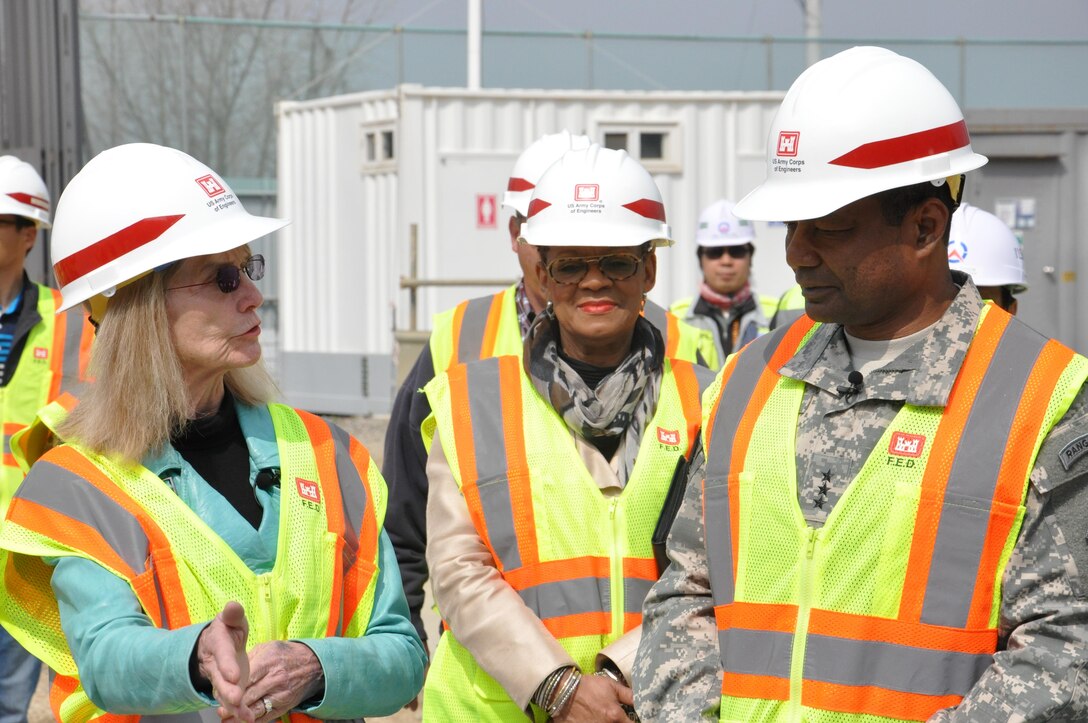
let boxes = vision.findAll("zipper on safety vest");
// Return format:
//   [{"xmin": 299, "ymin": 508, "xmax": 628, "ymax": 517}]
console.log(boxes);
[
  {"xmin": 255, "ymin": 573, "xmax": 276, "ymax": 644},
  {"xmin": 788, "ymin": 527, "xmax": 820, "ymax": 721},
  {"xmin": 609, "ymin": 497, "xmax": 623, "ymax": 640}
]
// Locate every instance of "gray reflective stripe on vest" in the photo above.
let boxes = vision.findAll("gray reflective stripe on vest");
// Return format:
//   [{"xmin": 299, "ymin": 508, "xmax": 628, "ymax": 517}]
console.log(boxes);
[
  {"xmin": 704, "ymin": 326, "xmax": 793, "ymax": 609},
  {"xmin": 921, "ymin": 317, "xmax": 1048, "ymax": 628},
  {"xmin": 803, "ymin": 634, "xmax": 992, "ymax": 697},
  {"xmin": 455, "ymin": 294, "xmax": 497, "ymax": 365},
  {"xmin": 721, "ymin": 627, "xmax": 793, "ymax": 679},
  {"xmin": 58, "ymin": 308, "xmax": 85, "ymax": 395},
  {"xmin": 518, "ymin": 576, "xmax": 609, "ymax": 619},
  {"xmin": 16, "ymin": 459, "xmax": 149, "ymax": 578},
  {"xmin": 692, "ymin": 363, "xmax": 716, "ymax": 395},
  {"xmin": 624, "ymin": 577, "xmax": 654, "ymax": 614},
  {"xmin": 642, "ymin": 299, "xmax": 668, "ymax": 337},
  {"xmin": 771, "ymin": 308, "xmax": 805, "ymax": 331},
  {"xmin": 2, "ymin": 433, "xmax": 10, "ymax": 457},
  {"xmin": 463, "ymin": 357, "xmax": 522, "ymax": 570},
  {"xmin": 329, "ymin": 424, "xmax": 366, "ymax": 569}
]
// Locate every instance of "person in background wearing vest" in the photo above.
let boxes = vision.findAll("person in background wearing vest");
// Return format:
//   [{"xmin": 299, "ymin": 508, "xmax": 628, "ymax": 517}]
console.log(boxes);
[
  {"xmin": 947, "ymin": 201, "xmax": 1027, "ymax": 315},
  {"xmin": 382, "ymin": 131, "xmax": 711, "ymax": 708},
  {"xmin": 768, "ymin": 282, "xmax": 805, "ymax": 330},
  {"xmin": 421, "ymin": 144, "xmax": 714, "ymax": 722},
  {"xmin": 0, "ymin": 144, "xmax": 425, "ymax": 722},
  {"xmin": 670, "ymin": 199, "xmax": 776, "ymax": 369},
  {"xmin": 634, "ymin": 47, "xmax": 1088, "ymax": 722},
  {"xmin": 0, "ymin": 156, "xmax": 92, "ymax": 723}
]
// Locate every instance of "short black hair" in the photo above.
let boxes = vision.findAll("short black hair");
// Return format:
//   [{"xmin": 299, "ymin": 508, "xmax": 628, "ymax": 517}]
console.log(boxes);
[
  {"xmin": 13, "ymin": 217, "xmax": 35, "ymax": 231},
  {"xmin": 875, "ymin": 181, "xmax": 955, "ymax": 237}
]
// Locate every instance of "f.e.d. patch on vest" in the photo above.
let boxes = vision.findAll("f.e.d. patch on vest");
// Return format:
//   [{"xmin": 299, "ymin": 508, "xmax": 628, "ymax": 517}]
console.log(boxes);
[{"xmin": 1058, "ymin": 433, "xmax": 1088, "ymax": 471}]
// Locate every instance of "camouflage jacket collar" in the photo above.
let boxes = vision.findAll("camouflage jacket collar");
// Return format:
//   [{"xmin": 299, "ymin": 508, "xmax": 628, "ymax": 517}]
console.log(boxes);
[{"xmin": 778, "ymin": 272, "xmax": 983, "ymax": 408}]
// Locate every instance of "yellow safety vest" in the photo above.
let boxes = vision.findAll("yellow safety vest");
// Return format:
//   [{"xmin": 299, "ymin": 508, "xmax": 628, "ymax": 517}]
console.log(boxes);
[
  {"xmin": 0, "ymin": 283, "xmax": 92, "ymax": 515},
  {"xmin": 422, "ymin": 355, "xmax": 713, "ymax": 722},
  {"xmin": 669, "ymin": 293, "xmax": 776, "ymax": 370},
  {"xmin": 429, "ymin": 284, "xmax": 711, "ymax": 373},
  {"xmin": 702, "ymin": 308, "xmax": 1088, "ymax": 722},
  {"xmin": 770, "ymin": 284, "xmax": 806, "ymax": 330},
  {"xmin": 0, "ymin": 404, "xmax": 385, "ymax": 723}
]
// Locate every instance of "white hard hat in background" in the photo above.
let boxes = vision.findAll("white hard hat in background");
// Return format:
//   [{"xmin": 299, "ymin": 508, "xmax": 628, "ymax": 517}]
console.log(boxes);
[
  {"xmin": 695, "ymin": 199, "xmax": 755, "ymax": 247},
  {"xmin": 0, "ymin": 156, "xmax": 51, "ymax": 228},
  {"xmin": 51, "ymin": 143, "xmax": 289, "ymax": 315},
  {"xmin": 502, "ymin": 130, "xmax": 593, "ymax": 217},
  {"xmin": 518, "ymin": 145, "xmax": 672, "ymax": 249},
  {"xmin": 948, "ymin": 202, "xmax": 1027, "ymax": 293},
  {"xmin": 734, "ymin": 46, "xmax": 988, "ymax": 222}
]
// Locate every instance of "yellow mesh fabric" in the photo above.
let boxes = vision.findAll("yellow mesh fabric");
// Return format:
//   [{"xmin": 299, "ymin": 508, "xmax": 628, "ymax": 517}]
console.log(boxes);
[
  {"xmin": 424, "ymin": 360, "xmax": 697, "ymax": 716},
  {"xmin": 0, "ymin": 289, "xmax": 63, "ymax": 514},
  {"xmin": 0, "ymin": 540, "xmax": 77, "ymax": 675}
]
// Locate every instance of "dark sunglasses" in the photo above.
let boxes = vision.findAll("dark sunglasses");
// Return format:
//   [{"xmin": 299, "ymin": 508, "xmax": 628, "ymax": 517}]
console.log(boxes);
[
  {"xmin": 545, "ymin": 253, "xmax": 645, "ymax": 285},
  {"xmin": 167, "ymin": 254, "xmax": 265, "ymax": 294},
  {"xmin": 701, "ymin": 245, "xmax": 751, "ymax": 261}
]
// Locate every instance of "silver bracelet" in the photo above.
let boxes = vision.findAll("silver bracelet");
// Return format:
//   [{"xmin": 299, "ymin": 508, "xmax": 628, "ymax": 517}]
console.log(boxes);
[
  {"xmin": 532, "ymin": 666, "xmax": 571, "ymax": 710},
  {"xmin": 547, "ymin": 669, "xmax": 581, "ymax": 719}
]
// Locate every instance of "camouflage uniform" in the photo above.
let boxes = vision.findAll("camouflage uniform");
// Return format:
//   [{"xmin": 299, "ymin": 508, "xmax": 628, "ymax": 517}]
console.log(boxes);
[{"xmin": 633, "ymin": 275, "xmax": 1088, "ymax": 722}]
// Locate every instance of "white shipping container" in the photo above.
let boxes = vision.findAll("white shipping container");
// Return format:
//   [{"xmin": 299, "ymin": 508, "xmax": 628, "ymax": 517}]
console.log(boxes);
[{"xmin": 276, "ymin": 84, "xmax": 790, "ymax": 361}]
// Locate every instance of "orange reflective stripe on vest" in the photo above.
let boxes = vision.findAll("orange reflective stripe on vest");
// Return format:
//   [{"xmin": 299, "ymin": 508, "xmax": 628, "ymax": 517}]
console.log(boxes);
[
  {"xmin": 704, "ymin": 309, "xmax": 1075, "ymax": 720},
  {"xmin": 450, "ymin": 291, "xmax": 508, "ymax": 368}
]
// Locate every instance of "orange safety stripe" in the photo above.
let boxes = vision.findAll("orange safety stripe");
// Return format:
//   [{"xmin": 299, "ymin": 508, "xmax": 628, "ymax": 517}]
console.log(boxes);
[
  {"xmin": 342, "ymin": 434, "xmax": 379, "ymax": 631},
  {"xmin": 671, "ymin": 361, "xmax": 702, "ymax": 458},
  {"xmin": 479, "ymin": 290, "xmax": 505, "ymax": 359},
  {"xmin": 8, "ymin": 497, "xmax": 136, "ymax": 580},
  {"xmin": 807, "ymin": 608, "xmax": 997, "ymax": 655},
  {"xmin": 725, "ymin": 317, "xmax": 815, "ymax": 578},
  {"xmin": 665, "ymin": 312, "xmax": 680, "ymax": 358},
  {"xmin": 296, "ymin": 411, "xmax": 346, "ymax": 637},
  {"xmin": 803, "ymin": 680, "xmax": 962, "ymax": 722},
  {"xmin": 497, "ymin": 355, "xmax": 538, "ymax": 568},
  {"xmin": 503, "ymin": 555, "xmax": 657, "ymax": 590},
  {"xmin": 50, "ymin": 675, "xmax": 78, "ymax": 719},
  {"xmin": 899, "ymin": 311, "xmax": 1008, "ymax": 622},
  {"xmin": 540, "ymin": 610, "xmax": 613, "ymax": 639},
  {"xmin": 448, "ymin": 363, "xmax": 501, "ymax": 564},
  {"xmin": 965, "ymin": 339, "xmax": 1074, "ymax": 628},
  {"xmin": 46, "ymin": 446, "xmax": 192, "ymax": 627},
  {"xmin": 449, "ymin": 301, "xmax": 468, "ymax": 370},
  {"xmin": 721, "ymin": 671, "xmax": 790, "ymax": 701},
  {"xmin": 715, "ymin": 601, "xmax": 798, "ymax": 634},
  {"xmin": 3, "ymin": 422, "xmax": 23, "ymax": 467}
]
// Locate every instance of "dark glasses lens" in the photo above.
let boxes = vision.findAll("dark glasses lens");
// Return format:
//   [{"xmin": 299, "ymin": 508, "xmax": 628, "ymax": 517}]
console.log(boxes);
[
  {"xmin": 546, "ymin": 253, "xmax": 642, "ymax": 285},
  {"xmin": 702, "ymin": 245, "xmax": 750, "ymax": 260},
  {"xmin": 215, "ymin": 255, "xmax": 265, "ymax": 293},
  {"xmin": 167, "ymin": 254, "xmax": 265, "ymax": 294}
]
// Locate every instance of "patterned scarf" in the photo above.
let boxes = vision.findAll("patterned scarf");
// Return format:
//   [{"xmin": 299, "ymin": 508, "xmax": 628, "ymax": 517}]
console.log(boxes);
[
  {"xmin": 524, "ymin": 309, "xmax": 663, "ymax": 485},
  {"xmin": 699, "ymin": 280, "xmax": 752, "ymax": 312}
]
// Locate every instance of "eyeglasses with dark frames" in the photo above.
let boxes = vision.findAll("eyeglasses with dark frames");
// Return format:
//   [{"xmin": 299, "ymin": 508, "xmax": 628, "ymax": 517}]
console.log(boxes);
[
  {"xmin": 545, "ymin": 253, "xmax": 645, "ymax": 285},
  {"xmin": 701, "ymin": 245, "xmax": 751, "ymax": 261},
  {"xmin": 166, "ymin": 255, "xmax": 265, "ymax": 294}
]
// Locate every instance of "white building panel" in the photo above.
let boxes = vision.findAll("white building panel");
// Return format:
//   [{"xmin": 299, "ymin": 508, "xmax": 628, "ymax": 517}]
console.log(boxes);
[{"xmin": 277, "ymin": 85, "xmax": 787, "ymax": 357}]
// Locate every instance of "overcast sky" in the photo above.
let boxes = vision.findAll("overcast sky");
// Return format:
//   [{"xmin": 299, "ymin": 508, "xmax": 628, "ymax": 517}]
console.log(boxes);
[{"xmin": 369, "ymin": 0, "xmax": 1088, "ymax": 41}]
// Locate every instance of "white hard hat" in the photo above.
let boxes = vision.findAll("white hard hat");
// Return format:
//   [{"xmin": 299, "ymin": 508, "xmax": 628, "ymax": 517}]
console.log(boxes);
[
  {"xmin": 0, "ymin": 156, "xmax": 51, "ymax": 228},
  {"xmin": 518, "ymin": 145, "xmax": 672, "ymax": 249},
  {"xmin": 502, "ymin": 130, "xmax": 593, "ymax": 216},
  {"xmin": 948, "ymin": 202, "xmax": 1026, "ymax": 293},
  {"xmin": 696, "ymin": 199, "xmax": 755, "ymax": 247},
  {"xmin": 51, "ymin": 143, "xmax": 289, "ymax": 314},
  {"xmin": 734, "ymin": 46, "xmax": 988, "ymax": 222}
]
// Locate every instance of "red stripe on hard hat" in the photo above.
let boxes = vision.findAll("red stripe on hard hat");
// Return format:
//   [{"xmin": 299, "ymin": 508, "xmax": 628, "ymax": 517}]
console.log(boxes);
[
  {"xmin": 53, "ymin": 215, "xmax": 185, "ymax": 287},
  {"xmin": 527, "ymin": 198, "xmax": 552, "ymax": 218},
  {"xmin": 829, "ymin": 120, "xmax": 970, "ymax": 169},
  {"xmin": 623, "ymin": 199, "xmax": 666, "ymax": 222},
  {"xmin": 7, "ymin": 192, "xmax": 50, "ymax": 211},
  {"xmin": 507, "ymin": 177, "xmax": 535, "ymax": 193}
]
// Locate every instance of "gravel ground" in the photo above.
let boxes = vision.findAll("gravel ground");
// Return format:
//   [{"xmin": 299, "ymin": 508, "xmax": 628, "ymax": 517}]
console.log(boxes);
[{"xmin": 29, "ymin": 414, "xmax": 429, "ymax": 723}]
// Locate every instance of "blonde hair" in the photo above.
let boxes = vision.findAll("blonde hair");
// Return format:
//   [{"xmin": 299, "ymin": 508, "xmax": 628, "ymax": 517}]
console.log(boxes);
[{"xmin": 58, "ymin": 264, "xmax": 278, "ymax": 461}]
